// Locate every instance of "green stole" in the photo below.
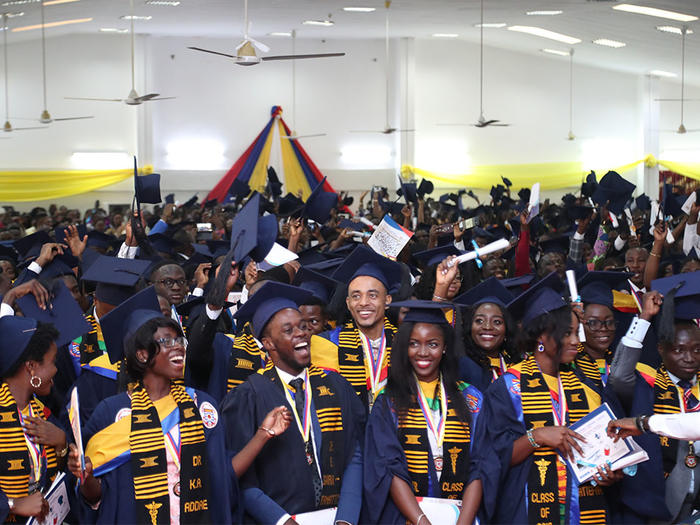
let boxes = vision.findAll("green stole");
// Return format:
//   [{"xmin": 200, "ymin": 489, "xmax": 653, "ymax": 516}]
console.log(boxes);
[
  {"xmin": 129, "ymin": 383, "xmax": 210, "ymax": 524},
  {"xmin": 336, "ymin": 318, "xmax": 397, "ymax": 407},
  {"xmin": 519, "ymin": 357, "xmax": 607, "ymax": 525},
  {"xmin": 261, "ymin": 363, "xmax": 346, "ymax": 508}
]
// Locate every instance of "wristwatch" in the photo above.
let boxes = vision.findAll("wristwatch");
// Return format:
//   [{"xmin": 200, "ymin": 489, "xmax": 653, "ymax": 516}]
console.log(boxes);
[
  {"xmin": 58, "ymin": 445, "xmax": 68, "ymax": 458},
  {"xmin": 635, "ymin": 414, "xmax": 651, "ymax": 433},
  {"xmin": 7, "ymin": 498, "xmax": 14, "ymax": 512}
]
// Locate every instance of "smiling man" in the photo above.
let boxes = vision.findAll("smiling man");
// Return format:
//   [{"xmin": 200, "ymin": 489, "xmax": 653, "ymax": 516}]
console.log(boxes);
[
  {"xmin": 314, "ymin": 246, "xmax": 402, "ymax": 411},
  {"xmin": 221, "ymin": 282, "xmax": 365, "ymax": 525},
  {"xmin": 149, "ymin": 261, "xmax": 188, "ymax": 306}
]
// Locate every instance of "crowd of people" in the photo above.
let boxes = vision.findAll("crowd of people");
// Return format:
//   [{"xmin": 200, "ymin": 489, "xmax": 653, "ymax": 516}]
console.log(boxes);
[{"xmin": 0, "ymin": 169, "xmax": 698, "ymax": 525}]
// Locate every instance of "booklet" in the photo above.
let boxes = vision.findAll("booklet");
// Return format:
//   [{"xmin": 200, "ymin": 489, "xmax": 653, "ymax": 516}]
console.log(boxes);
[
  {"xmin": 27, "ymin": 472, "xmax": 70, "ymax": 525},
  {"xmin": 292, "ymin": 507, "xmax": 337, "ymax": 525},
  {"xmin": 416, "ymin": 496, "xmax": 463, "ymax": 524},
  {"xmin": 566, "ymin": 403, "xmax": 649, "ymax": 484}
]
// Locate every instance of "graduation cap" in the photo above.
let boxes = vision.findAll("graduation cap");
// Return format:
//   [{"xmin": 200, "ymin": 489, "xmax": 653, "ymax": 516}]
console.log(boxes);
[
  {"xmin": 592, "ymin": 171, "xmax": 636, "ymax": 216},
  {"xmin": 39, "ymin": 258, "xmax": 77, "ymax": 280},
  {"xmin": 651, "ymin": 270, "xmax": 700, "ymax": 321},
  {"xmin": 561, "ymin": 193, "xmax": 577, "ymax": 207},
  {"xmin": 397, "ymin": 177, "xmax": 418, "ymax": 205},
  {"xmin": 229, "ymin": 194, "xmax": 277, "ymax": 263},
  {"xmin": 417, "ymin": 178, "xmax": 434, "ymax": 199},
  {"xmin": 266, "ymin": 167, "xmax": 283, "ymax": 198},
  {"xmin": 501, "ymin": 273, "xmax": 534, "ymax": 291},
  {"xmin": 303, "ymin": 258, "xmax": 344, "ymax": 276},
  {"xmin": 413, "ymin": 244, "xmax": 463, "ymax": 268},
  {"xmin": 567, "ymin": 205, "xmax": 594, "ymax": 221},
  {"xmin": 86, "ymin": 230, "xmax": 120, "ymax": 252},
  {"xmin": 635, "ymin": 194, "xmax": 651, "ymax": 212},
  {"xmin": 473, "ymin": 227, "xmax": 496, "ymax": 242},
  {"xmin": 302, "ymin": 177, "xmax": 338, "ymax": 224},
  {"xmin": 391, "ymin": 299, "xmax": 452, "ymax": 325},
  {"xmin": 539, "ymin": 235, "xmax": 570, "ymax": 255},
  {"xmin": 581, "ymin": 171, "xmax": 598, "ymax": 199},
  {"xmin": 13, "ymin": 230, "xmax": 51, "ymax": 260},
  {"xmin": 0, "ymin": 244, "xmax": 18, "ymax": 264},
  {"xmin": 165, "ymin": 194, "xmax": 175, "ymax": 205},
  {"xmin": 380, "ymin": 199, "xmax": 405, "ymax": 216},
  {"xmin": 133, "ymin": 162, "xmax": 161, "ymax": 209},
  {"xmin": 278, "ymin": 193, "xmax": 305, "ymax": 217},
  {"xmin": 453, "ymin": 276, "xmax": 512, "ymax": 308},
  {"xmin": 332, "ymin": 245, "xmax": 402, "ymax": 293},
  {"xmin": 229, "ymin": 178, "xmax": 251, "ymax": 201},
  {"xmin": 182, "ymin": 194, "xmax": 198, "ymax": 208},
  {"xmin": 82, "ymin": 255, "xmax": 151, "ymax": 306},
  {"xmin": 501, "ymin": 176, "xmax": 512, "ymax": 188},
  {"xmin": 292, "ymin": 267, "xmax": 340, "ymax": 304},
  {"xmin": 16, "ymin": 280, "xmax": 91, "ymax": 347},
  {"xmin": 148, "ymin": 233, "xmax": 179, "ymax": 255},
  {"xmin": 661, "ymin": 183, "xmax": 685, "ymax": 219},
  {"xmin": 517, "ymin": 187, "xmax": 531, "ymax": 204},
  {"xmin": 338, "ymin": 219, "xmax": 365, "ymax": 232},
  {"xmin": 578, "ymin": 271, "xmax": 633, "ymax": 309},
  {"xmin": 508, "ymin": 271, "xmax": 566, "ymax": 325},
  {"xmin": 490, "ymin": 185, "xmax": 506, "ymax": 203},
  {"xmin": 100, "ymin": 286, "xmax": 163, "ymax": 363},
  {"xmin": 234, "ymin": 281, "xmax": 313, "ymax": 339},
  {"xmin": 54, "ymin": 225, "xmax": 87, "ymax": 246},
  {"xmin": 0, "ymin": 316, "xmax": 38, "ymax": 376}
]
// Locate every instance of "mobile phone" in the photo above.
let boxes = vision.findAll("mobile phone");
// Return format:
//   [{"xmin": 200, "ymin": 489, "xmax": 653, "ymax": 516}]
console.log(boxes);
[{"xmin": 197, "ymin": 223, "xmax": 213, "ymax": 232}]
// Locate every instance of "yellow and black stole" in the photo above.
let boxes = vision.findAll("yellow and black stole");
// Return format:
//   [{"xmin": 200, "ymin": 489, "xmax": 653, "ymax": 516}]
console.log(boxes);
[
  {"xmin": 650, "ymin": 366, "xmax": 700, "ymax": 477},
  {"xmin": 0, "ymin": 383, "xmax": 58, "ymax": 518},
  {"xmin": 573, "ymin": 343, "xmax": 612, "ymax": 389},
  {"xmin": 336, "ymin": 318, "xmax": 397, "ymax": 407},
  {"xmin": 129, "ymin": 383, "xmax": 210, "ymax": 525},
  {"xmin": 393, "ymin": 384, "xmax": 472, "ymax": 499},
  {"xmin": 519, "ymin": 357, "xmax": 607, "ymax": 525},
  {"xmin": 261, "ymin": 364, "xmax": 346, "ymax": 508},
  {"xmin": 70, "ymin": 314, "xmax": 106, "ymax": 365},
  {"xmin": 226, "ymin": 322, "xmax": 266, "ymax": 392}
]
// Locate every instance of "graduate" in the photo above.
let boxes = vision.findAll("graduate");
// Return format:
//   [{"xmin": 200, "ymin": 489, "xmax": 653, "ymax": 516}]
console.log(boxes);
[
  {"xmin": 315, "ymin": 245, "xmax": 402, "ymax": 410},
  {"xmin": 67, "ymin": 291, "xmax": 234, "ymax": 524},
  {"xmin": 476, "ymin": 273, "xmax": 622, "ymax": 525},
  {"xmin": 608, "ymin": 271, "xmax": 700, "ymax": 523},
  {"xmin": 293, "ymin": 267, "xmax": 340, "ymax": 336},
  {"xmin": 221, "ymin": 281, "xmax": 365, "ymax": 524},
  {"xmin": 0, "ymin": 316, "xmax": 66, "ymax": 523},
  {"xmin": 453, "ymin": 277, "xmax": 520, "ymax": 392},
  {"xmin": 363, "ymin": 300, "xmax": 482, "ymax": 525}
]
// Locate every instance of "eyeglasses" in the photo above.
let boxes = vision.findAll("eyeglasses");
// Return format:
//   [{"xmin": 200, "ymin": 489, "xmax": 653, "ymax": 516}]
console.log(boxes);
[
  {"xmin": 583, "ymin": 319, "xmax": 617, "ymax": 331},
  {"xmin": 155, "ymin": 336, "xmax": 188, "ymax": 348},
  {"xmin": 153, "ymin": 278, "xmax": 187, "ymax": 288}
]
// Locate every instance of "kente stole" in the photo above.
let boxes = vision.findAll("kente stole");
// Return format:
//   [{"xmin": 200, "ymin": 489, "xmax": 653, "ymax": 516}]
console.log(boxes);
[
  {"xmin": 0, "ymin": 383, "xmax": 58, "ymax": 514},
  {"xmin": 70, "ymin": 314, "xmax": 105, "ymax": 366},
  {"xmin": 518, "ymin": 357, "xmax": 607, "ymax": 525},
  {"xmin": 646, "ymin": 366, "xmax": 700, "ymax": 477},
  {"xmin": 261, "ymin": 364, "xmax": 346, "ymax": 509},
  {"xmin": 393, "ymin": 382, "xmax": 472, "ymax": 499},
  {"xmin": 225, "ymin": 322, "xmax": 266, "ymax": 392},
  {"xmin": 336, "ymin": 318, "xmax": 396, "ymax": 407},
  {"xmin": 129, "ymin": 383, "xmax": 210, "ymax": 525},
  {"xmin": 573, "ymin": 344, "xmax": 612, "ymax": 389}
]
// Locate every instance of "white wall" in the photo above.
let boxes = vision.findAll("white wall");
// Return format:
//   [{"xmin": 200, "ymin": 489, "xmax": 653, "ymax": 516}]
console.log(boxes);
[{"xmin": 1, "ymin": 32, "xmax": 695, "ymax": 212}]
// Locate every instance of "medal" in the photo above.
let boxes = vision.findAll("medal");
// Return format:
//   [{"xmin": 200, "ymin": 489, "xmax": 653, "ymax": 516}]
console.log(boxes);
[
  {"xmin": 306, "ymin": 450, "xmax": 313, "ymax": 466},
  {"xmin": 173, "ymin": 482, "xmax": 181, "ymax": 496},
  {"xmin": 434, "ymin": 456, "xmax": 443, "ymax": 472},
  {"xmin": 686, "ymin": 442, "xmax": 697, "ymax": 469}
]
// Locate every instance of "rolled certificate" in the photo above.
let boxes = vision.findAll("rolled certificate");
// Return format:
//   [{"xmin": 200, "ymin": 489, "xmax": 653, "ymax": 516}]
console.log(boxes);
[
  {"xmin": 566, "ymin": 269, "xmax": 587, "ymax": 343},
  {"xmin": 447, "ymin": 238, "xmax": 510, "ymax": 267},
  {"xmin": 358, "ymin": 217, "xmax": 376, "ymax": 230}
]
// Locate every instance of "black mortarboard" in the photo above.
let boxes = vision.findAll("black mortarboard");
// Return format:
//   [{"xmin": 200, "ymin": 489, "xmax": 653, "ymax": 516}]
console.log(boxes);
[
  {"xmin": 338, "ymin": 219, "xmax": 365, "ymax": 232},
  {"xmin": 55, "ymin": 225, "xmax": 87, "ymax": 246},
  {"xmin": 40, "ymin": 258, "xmax": 77, "ymax": 280},
  {"xmin": 662, "ymin": 184, "xmax": 685, "ymax": 219},
  {"xmin": 391, "ymin": 299, "xmax": 452, "ymax": 325},
  {"xmin": 332, "ymin": 245, "xmax": 402, "ymax": 293},
  {"xmin": 148, "ymin": 233, "xmax": 179, "ymax": 255},
  {"xmin": 413, "ymin": 244, "xmax": 462, "ymax": 268},
  {"xmin": 134, "ymin": 163, "xmax": 161, "ymax": 208},
  {"xmin": 417, "ymin": 179, "xmax": 434, "ymax": 198},
  {"xmin": 82, "ymin": 255, "xmax": 150, "ymax": 305},
  {"xmin": 454, "ymin": 276, "xmax": 512, "ymax": 308},
  {"xmin": 100, "ymin": 286, "xmax": 163, "ymax": 362},
  {"xmin": 501, "ymin": 176, "xmax": 512, "ymax": 188},
  {"xmin": 635, "ymin": 194, "xmax": 651, "ymax": 212},
  {"xmin": 234, "ymin": 281, "xmax": 313, "ymax": 339},
  {"xmin": 13, "ymin": 231, "xmax": 51, "ymax": 259},
  {"xmin": 302, "ymin": 177, "xmax": 337, "ymax": 224},
  {"xmin": 592, "ymin": 171, "xmax": 636, "ymax": 215},
  {"xmin": 490, "ymin": 185, "xmax": 505, "ymax": 203},
  {"xmin": 577, "ymin": 271, "xmax": 632, "ymax": 310},
  {"xmin": 518, "ymin": 187, "xmax": 531, "ymax": 204},
  {"xmin": 303, "ymin": 258, "xmax": 343, "ymax": 276},
  {"xmin": 0, "ymin": 316, "xmax": 38, "ymax": 376},
  {"xmin": 278, "ymin": 193, "xmax": 305, "ymax": 217},
  {"xmin": 508, "ymin": 271, "xmax": 566, "ymax": 325},
  {"xmin": 230, "ymin": 178, "xmax": 251, "ymax": 200},
  {"xmin": 501, "ymin": 274, "xmax": 535, "ymax": 291},
  {"xmin": 397, "ymin": 177, "xmax": 418, "ymax": 205},
  {"xmin": 567, "ymin": 205, "xmax": 594, "ymax": 221},
  {"xmin": 16, "ymin": 280, "xmax": 91, "ymax": 347},
  {"xmin": 0, "ymin": 244, "xmax": 18, "ymax": 264},
  {"xmin": 651, "ymin": 271, "xmax": 700, "ymax": 320},
  {"xmin": 266, "ymin": 167, "xmax": 283, "ymax": 198},
  {"xmin": 228, "ymin": 194, "xmax": 277, "ymax": 263},
  {"xmin": 292, "ymin": 267, "xmax": 340, "ymax": 304},
  {"xmin": 539, "ymin": 235, "xmax": 571, "ymax": 255},
  {"xmin": 473, "ymin": 227, "xmax": 496, "ymax": 242},
  {"xmin": 182, "ymin": 195, "xmax": 198, "ymax": 208},
  {"xmin": 165, "ymin": 194, "xmax": 175, "ymax": 205},
  {"xmin": 86, "ymin": 230, "xmax": 120, "ymax": 252},
  {"xmin": 380, "ymin": 200, "xmax": 405, "ymax": 216},
  {"xmin": 581, "ymin": 171, "xmax": 598, "ymax": 198}
]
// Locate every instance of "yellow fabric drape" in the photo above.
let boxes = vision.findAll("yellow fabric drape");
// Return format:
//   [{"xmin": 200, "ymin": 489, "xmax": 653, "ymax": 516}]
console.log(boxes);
[
  {"xmin": 279, "ymin": 121, "xmax": 313, "ymax": 201},
  {"xmin": 247, "ymin": 127, "xmax": 275, "ymax": 193},
  {"xmin": 0, "ymin": 166, "xmax": 154, "ymax": 202}
]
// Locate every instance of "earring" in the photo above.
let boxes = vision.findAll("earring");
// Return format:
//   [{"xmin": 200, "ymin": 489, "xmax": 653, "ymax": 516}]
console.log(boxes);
[
  {"xmin": 30, "ymin": 375, "xmax": 42, "ymax": 389},
  {"xmin": 537, "ymin": 342, "xmax": 545, "ymax": 353}
]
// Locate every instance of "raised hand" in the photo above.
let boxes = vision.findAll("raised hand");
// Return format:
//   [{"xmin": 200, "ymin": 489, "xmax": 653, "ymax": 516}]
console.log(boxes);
[
  {"xmin": 64, "ymin": 224, "xmax": 87, "ymax": 258},
  {"xmin": 2, "ymin": 279, "xmax": 50, "ymax": 310}
]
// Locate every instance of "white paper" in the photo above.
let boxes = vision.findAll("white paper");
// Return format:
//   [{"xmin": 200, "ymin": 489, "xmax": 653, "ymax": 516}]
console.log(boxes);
[
  {"xmin": 367, "ymin": 215, "xmax": 414, "ymax": 259},
  {"xmin": 292, "ymin": 507, "xmax": 337, "ymax": 525},
  {"xmin": 449, "ymin": 238, "xmax": 510, "ymax": 267},
  {"xmin": 256, "ymin": 242, "xmax": 298, "ymax": 271},
  {"xmin": 416, "ymin": 496, "xmax": 462, "ymax": 525},
  {"xmin": 565, "ymin": 270, "xmax": 586, "ymax": 343},
  {"xmin": 527, "ymin": 182, "xmax": 540, "ymax": 223},
  {"xmin": 68, "ymin": 387, "xmax": 85, "ymax": 474},
  {"xmin": 27, "ymin": 473, "xmax": 70, "ymax": 525},
  {"xmin": 681, "ymin": 192, "xmax": 696, "ymax": 215}
]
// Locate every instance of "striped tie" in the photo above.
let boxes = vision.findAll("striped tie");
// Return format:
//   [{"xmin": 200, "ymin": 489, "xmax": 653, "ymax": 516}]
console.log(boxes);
[{"xmin": 678, "ymin": 379, "xmax": 699, "ymax": 412}]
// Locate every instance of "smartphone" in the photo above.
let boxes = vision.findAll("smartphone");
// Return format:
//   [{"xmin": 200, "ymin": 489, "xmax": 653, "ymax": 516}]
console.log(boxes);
[{"xmin": 197, "ymin": 223, "xmax": 213, "ymax": 232}]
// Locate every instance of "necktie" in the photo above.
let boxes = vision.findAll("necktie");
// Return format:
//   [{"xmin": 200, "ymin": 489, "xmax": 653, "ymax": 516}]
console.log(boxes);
[
  {"xmin": 289, "ymin": 378, "xmax": 323, "ymax": 506},
  {"xmin": 678, "ymin": 379, "xmax": 699, "ymax": 412}
]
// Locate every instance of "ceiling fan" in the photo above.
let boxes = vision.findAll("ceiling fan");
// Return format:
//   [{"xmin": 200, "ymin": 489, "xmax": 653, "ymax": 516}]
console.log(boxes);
[
  {"xmin": 350, "ymin": 1, "xmax": 414, "ymax": 134},
  {"xmin": 65, "ymin": 0, "xmax": 174, "ymax": 106},
  {"xmin": 2, "ymin": 13, "xmax": 46, "ymax": 132},
  {"xmin": 437, "ymin": 0, "xmax": 510, "ymax": 128},
  {"xmin": 282, "ymin": 30, "xmax": 327, "ymax": 140},
  {"xmin": 188, "ymin": 0, "xmax": 345, "ymax": 66}
]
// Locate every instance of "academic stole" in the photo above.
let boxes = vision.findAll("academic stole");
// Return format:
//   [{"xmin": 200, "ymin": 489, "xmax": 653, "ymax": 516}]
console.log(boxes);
[
  {"xmin": 0, "ymin": 383, "xmax": 57, "ymax": 507},
  {"xmin": 573, "ymin": 344, "xmax": 612, "ymax": 389},
  {"xmin": 70, "ymin": 314, "xmax": 106, "ymax": 366},
  {"xmin": 651, "ymin": 366, "xmax": 700, "ymax": 476},
  {"xmin": 129, "ymin": 383, "xmax": 210, "ymax": 525},
  {"xmin": 336, "ymin": 319, "xmax": 397, "ymax": 407},
  {"xmin": 488, "ymin": 354, "xmax": 509, "ymax": 382},
  {"xmin": 262, "ymin": 366, "xmax": 345, "ymax": 508},
  {"xmin": 395, "ymin": 383, "xmax": 471, "ymax": 499},
  {"xmin": 225, "ymin": 323, "xmax": 266, "ymax": 392},
  {"xmin": 519, "ymin": 358, "xmax": 607, "ymax": 525}
]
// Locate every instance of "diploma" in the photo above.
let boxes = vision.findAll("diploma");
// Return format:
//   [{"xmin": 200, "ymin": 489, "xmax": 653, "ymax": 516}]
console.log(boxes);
[
  {"xmin": 447, "ymin": 238, "xmax": 510, "ymax": 268},
  {"xmin": 565, "ymin": 269, "xmax": 586, "ymax": 343}
]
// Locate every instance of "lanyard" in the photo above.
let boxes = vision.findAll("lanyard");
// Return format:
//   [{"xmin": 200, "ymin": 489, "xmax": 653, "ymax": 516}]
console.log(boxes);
[
  {"xmin": 17, "ymin": 404, "xmax": 45, "ymax": 480},
  {"xmin": 490, "ymin": 355, "xmax": 508, "ymax": 381},
  {"xmin": 164, "ymin": 426, "xmax": 181, "ymax": 471},
  {"xmin": 283, "ymin": 373, "xmax": 312, "ymax": 443},
  {"xmin": 597, "ymin": 359, "xmax": 611, "ymax": 386},
  {"xmin": 359, "ymin": 331, "xmax": 388, "ymax": 399},
  {"xmin": 415, "ymin": 374, "xmax": 447, "ymax": 449}
]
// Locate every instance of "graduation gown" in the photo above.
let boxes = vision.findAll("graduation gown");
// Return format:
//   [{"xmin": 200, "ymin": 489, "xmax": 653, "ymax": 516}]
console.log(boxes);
[
  {"xmin": 221, "ymin": 367, "xmax": 365, "ymax": 524},
  {"xmin": 79, "ymin": 389, "xmax": 236, "ymax": 524},
  {"xmin": 363, "ymin": 385, "xmax": 483, "ymax": 525}
]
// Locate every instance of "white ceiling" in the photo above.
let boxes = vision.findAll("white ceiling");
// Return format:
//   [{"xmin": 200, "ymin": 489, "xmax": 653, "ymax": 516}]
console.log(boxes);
[{"xmin": 6, "ymin": 0, "xmax": 700, "ymax": 84}]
